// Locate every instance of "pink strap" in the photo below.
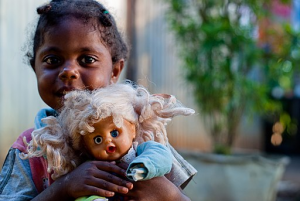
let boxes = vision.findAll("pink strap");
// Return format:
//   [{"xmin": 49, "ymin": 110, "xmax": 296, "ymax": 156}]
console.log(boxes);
[
  {"xmin": 12, "ymin": 128, "xmax": 34, "ymax": 152},
  {"xmin": 12, "ymin": 128, "xmax": 54, "ymax": 193}
]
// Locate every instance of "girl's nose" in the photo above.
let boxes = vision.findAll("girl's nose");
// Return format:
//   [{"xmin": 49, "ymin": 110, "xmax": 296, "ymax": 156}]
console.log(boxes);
[{"xmin": 58, "ymin": 62, "xmax": 80, "ymax": 80}]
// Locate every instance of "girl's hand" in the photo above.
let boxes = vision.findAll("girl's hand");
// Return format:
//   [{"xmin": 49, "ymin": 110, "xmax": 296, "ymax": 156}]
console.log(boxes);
[
  {"xmin": 125, "ymin": 176, "xmax": 191, "ymax": 201},
  {"xmin": 32, "ymin": 161, "xmax": 133, "ymax": 201},
  {"xmin": 62, "ymin": 161, "xmax": 133, "ymax": 198}
]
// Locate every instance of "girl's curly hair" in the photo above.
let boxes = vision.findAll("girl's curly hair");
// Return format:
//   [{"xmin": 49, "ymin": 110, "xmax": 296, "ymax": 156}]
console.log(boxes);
[{"xmin": 27, "ymin": 0, "xmax": 128, "ymax": 68}]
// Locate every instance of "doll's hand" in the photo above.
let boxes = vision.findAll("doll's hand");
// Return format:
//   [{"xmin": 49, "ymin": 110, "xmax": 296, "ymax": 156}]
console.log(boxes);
[
  {"xmin": 60, "ymin": 161, "xmax": 133, "ymax": 198},
  {"xmin": 124, "ymin": 176, "xmax": 190, "ymax": 201}
]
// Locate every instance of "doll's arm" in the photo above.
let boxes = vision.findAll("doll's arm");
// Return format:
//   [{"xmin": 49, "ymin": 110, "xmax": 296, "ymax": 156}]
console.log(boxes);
[{"xmin": 126, "ymin": 141, "xmax": 173, "ymax": 181}]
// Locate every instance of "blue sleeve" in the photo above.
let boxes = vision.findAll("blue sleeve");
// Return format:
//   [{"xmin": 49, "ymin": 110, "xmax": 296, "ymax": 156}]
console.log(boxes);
[
  {"xmin": 126, "ymin": 141, "xmax": 173, "ymax": 180},
  {"xmin": 0, "ymin": 148, "xmax": 38, "ymax": 201}
]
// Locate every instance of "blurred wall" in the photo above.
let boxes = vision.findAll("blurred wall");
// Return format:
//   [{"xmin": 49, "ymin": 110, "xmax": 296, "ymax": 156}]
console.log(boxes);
[
  {"xmin": 131, "ymin": 0, "xmax": 263, "ymax": 152},
  {"xmin": 0, "ymin": 0, "xmax": 48, "ymax": 171},
  {"xmin": 132, "ymin": 0, "xmax": 211, "ymax": 151}
]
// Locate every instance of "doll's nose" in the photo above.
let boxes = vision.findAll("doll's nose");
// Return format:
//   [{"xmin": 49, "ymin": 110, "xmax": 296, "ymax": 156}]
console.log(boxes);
[
  {"xmin": 58, "ymin": 62, "xmax": 80, "ymax": 80},
  {"xmin": 104, "ymin": 138, "xmax": 112, "ymax": 144}
]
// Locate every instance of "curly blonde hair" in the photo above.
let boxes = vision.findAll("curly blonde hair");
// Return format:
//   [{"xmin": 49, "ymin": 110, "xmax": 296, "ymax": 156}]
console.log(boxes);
[{"xmin": 21, "ymin": 82, "xmax": 195, "ymax": 180}]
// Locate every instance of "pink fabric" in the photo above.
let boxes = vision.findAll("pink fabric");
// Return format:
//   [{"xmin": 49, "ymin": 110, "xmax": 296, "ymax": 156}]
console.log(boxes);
[
  {"xmin": 12, "ymin": 128, "xmax": 34, "ymax": 153},
  {"xmin": 12, "ymin": 128, "xmax": 54, "ymax": 193}
]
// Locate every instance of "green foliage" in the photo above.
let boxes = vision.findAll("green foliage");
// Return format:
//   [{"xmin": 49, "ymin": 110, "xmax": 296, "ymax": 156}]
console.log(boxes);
[{"xmin": 164, "ymin": 0, "xmax": 300, "ymax": 152}]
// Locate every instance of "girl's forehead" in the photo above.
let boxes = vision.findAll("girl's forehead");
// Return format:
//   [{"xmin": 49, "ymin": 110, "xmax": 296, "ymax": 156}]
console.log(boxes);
[
  {"xmin": 41, "ymin": 18, "xmax": 109, "ymax": 54},
  {"xmin": 48, "ymin": 17, "xmax": 100, "ymax": 34}
]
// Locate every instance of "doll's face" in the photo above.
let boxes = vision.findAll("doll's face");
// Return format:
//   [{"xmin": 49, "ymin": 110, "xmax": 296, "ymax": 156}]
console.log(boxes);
[{"xmin": 82, "ymin": 116, "xmax": 136, "ymax": 161}]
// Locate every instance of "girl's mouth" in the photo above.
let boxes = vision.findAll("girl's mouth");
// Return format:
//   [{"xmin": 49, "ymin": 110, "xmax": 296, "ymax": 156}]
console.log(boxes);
[{"xmin": 106, "ymin": 146, "xmax": 116, "ymax": 153}]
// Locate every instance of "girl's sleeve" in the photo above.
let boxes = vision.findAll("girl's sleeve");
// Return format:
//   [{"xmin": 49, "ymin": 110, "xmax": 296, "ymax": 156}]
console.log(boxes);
[
  {"xmin": 0, "ymin": 148, "xmax": 38, "ymax": 200},
  {"xmin": 165, "ymin": 143, "xmax": 198, "ymax": 189}
]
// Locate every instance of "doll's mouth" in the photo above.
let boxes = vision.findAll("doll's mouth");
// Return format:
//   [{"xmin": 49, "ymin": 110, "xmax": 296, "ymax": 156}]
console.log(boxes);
[{"xmin": 106, "ymin": 146, "xmax": 116, "ymax": 153}]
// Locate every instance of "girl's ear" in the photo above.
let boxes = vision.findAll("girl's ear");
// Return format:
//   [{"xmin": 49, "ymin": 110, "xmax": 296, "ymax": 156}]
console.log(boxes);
[
  {"xmin": 111, "ymin": 59, "xmax": 124, "ymax": 84},
  {"xmin": 30, "ymin": 59, "xmax": 36, "ymax": 72}
]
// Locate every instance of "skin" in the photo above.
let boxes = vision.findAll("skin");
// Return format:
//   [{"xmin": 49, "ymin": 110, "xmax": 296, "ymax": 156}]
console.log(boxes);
[
  {"xmin": 83, "ymin": 117, "xmax": 136, "ymax": 161},
  {"xmin": 31, "ymin": 17, "xmax": 190, "ymax": 201},
  {"xmin": 32, "ymin": 17, "xmax": 123, "ymax": 110}
]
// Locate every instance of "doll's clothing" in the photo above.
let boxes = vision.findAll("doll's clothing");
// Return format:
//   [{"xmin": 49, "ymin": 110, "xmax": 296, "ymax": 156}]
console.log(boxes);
[
  {"xmin": 75, "ymin": 195, "xmax": 108, "ymax": 201},
  {"xmin": 0, "ymin": 108, "xmax": 197, "ymax": 200},
  {"xmin": 120, "ymin": 142, "xmax": 138, "ymax": 164},
  {"xmin": 127, "ymin": 166, "xmax": 147, "ymax": 181},
  {"xmin": 119, "ymin": 141, "xmax": 173, "ymax": 181},
  {"xmin": 126, "ymin": 141, "xmax": 173, "ymax": 181}
]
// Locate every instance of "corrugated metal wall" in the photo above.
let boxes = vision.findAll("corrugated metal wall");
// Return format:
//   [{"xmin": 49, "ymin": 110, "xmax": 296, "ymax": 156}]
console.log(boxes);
[
  {"xmin": 133, "ymin": 0, "xmax": 210, "ymax": 151},
  {"xmin": 0, "ymin": 0, "xmax": 48, "ymax": 169},
  {"xmin": 132, "ymin": 0, "xmax": 263, "ymax": 152}
]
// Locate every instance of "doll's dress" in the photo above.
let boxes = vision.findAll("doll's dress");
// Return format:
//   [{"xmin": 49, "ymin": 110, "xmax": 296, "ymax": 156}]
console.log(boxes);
[
  {"xmin": 75, "ymin": 195, "xmax": 107, "ymax": 201},
  {"xmin": 119, "ymin": 142, "xmax": 147, "ymax": 181}
]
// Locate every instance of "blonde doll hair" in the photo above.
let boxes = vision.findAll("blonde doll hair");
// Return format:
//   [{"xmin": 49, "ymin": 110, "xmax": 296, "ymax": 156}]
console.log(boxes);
[{"xmin": 21, "ymin": 81, "xmax": 195, "ymax": 179}]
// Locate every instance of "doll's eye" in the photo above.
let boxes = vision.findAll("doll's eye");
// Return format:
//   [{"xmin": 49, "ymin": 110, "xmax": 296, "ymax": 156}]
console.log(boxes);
[
  {"xmin": 110, "ymin": 130, "xmax": 119, "ymax": 138},
  {"xmin": 94, "ymin": 136, "xmax": 103, "ymax": 144}
]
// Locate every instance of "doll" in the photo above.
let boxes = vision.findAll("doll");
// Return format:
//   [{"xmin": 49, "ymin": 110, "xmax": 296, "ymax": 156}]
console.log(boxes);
[{"xmin": 21, "ymin": 82, "xmax": 195, "ymax": 200}]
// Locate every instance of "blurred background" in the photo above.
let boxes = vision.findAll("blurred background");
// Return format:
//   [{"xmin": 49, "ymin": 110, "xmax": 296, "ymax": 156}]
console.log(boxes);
[{"xmin": 0, "ymin": 0, "xmax": 299, "ymax": 200}]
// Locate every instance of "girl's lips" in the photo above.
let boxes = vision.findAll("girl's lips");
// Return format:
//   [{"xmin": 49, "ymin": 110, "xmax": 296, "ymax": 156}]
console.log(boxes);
[
  {"xmin": 56, "ymin": 87, "xmax": 77, "ymax": 97},
  {"xmin": 106, "ymin": 146, "xmax": 116, "ymax": 153}
]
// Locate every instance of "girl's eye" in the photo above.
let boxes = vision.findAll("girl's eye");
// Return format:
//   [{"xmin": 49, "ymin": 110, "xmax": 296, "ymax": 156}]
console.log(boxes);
[
  {"xmin": 110, "ymin": 130, "xmax": 119, "ymax": 138},
  {"xmin": 43, "ymin": 56, "xmax": 61, "ymax": 65},
  {"xmin": 80, "ymin": 56, "xmax": 96, "ymax": 64},
  {"xmin": 94, "ymin": 136, "xmax": 103, "ymax": 144}
]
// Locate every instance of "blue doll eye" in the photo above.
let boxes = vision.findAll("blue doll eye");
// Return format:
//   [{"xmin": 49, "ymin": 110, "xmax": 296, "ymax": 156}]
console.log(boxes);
[
  {"xmin": 110, "ymin": 130, "xmax": 119, "ymax": 138},
  {"xmin": 94, "ymin": 136, "xmax": 103, "ymax": 144}
]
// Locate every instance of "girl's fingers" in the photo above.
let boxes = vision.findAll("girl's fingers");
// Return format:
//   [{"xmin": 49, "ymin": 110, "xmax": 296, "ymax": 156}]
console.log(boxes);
[
  {"xmin": 116, "ymin": 161, "xmax": 129, "ymax": 170},
  {"xmin": 86, "ymin": 177, "xmax": 131, "ymax": 194},
  {"xmin": 83, "ymin": 185, "xmax": 115, "ymax": 197},
  {"xmin": 93, "ymin": 169, "xmax": 133, "ymax": 190},
  {"xmin": 86, "ymin": 161, "xmax": 133, "ymax": 190},
  {"xmin": 65, "ymin": 161, "xmax": 133, "ymax": 198},
  {"xmin": 93, "ymin": 161, "xmax": 126, "ymax": 176}
]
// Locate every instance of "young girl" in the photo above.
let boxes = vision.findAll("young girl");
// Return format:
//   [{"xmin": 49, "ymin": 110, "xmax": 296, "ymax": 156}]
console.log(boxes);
[
  {"xmin": 0, "ymin": 0, "xmax": 197, "ymax": 200},
  {"xmin": 21, "ymin": 82, "xmax": 195, "ymax": 201}
]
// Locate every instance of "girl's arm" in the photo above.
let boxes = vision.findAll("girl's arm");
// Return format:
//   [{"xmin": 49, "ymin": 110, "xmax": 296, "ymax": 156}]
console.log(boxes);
[
  {"xmin": 125, "ymin": 176, "xmax": 191, "ymax": 201},
  {"xmin": 117, "ymin": 162, "xmax": 191, "ymax": 201},
  {"xmin": 31, "ymin": 161, "xmax": 133, "ymax": 200}
]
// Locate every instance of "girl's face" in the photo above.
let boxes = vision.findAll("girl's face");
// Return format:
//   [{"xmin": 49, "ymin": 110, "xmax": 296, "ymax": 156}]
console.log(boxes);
[
  {"xmin": 82, "ymin": 116, "xmax": 136, "ymax": 161},
  {"xmin": 33, "ymin": 17, "xmax": 124, "ymax": 110}
]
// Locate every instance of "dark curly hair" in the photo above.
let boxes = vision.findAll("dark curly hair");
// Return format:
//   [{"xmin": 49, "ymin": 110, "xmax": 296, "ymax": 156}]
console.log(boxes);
[{"xmin": 27, "ymin": 0, "xmax": 128, "ymax": 68}]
